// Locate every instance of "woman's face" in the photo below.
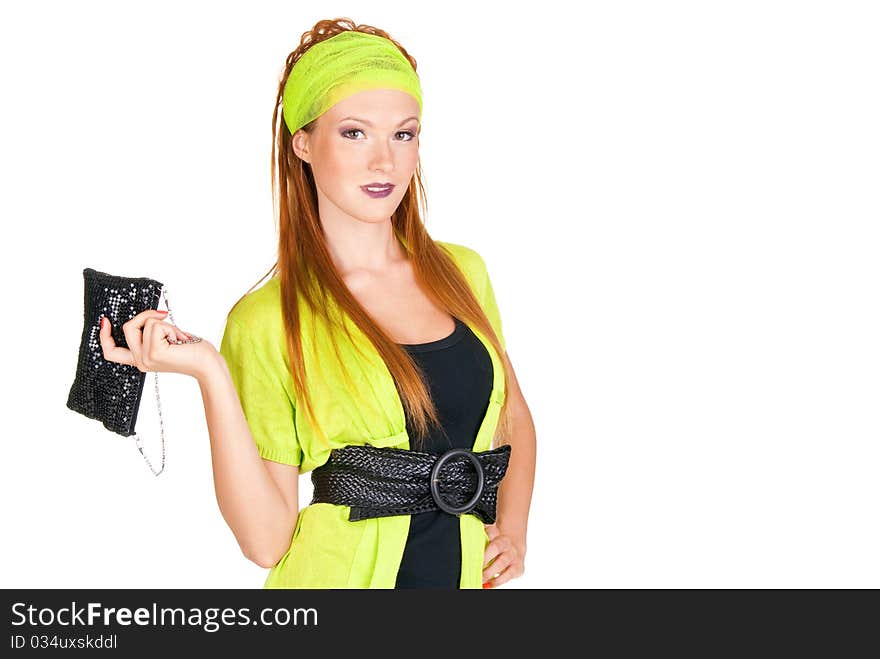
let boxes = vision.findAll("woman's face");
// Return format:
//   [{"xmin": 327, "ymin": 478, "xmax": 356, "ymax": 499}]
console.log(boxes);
[{"xmin": 293, "ymin": 88, "xmax": 421, "ymax": 225}]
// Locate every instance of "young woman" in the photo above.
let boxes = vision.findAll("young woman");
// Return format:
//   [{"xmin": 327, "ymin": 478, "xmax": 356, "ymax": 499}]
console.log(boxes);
[{"xmin": 98, "ymin": 18, "xmax": 536, "ymax": 589}]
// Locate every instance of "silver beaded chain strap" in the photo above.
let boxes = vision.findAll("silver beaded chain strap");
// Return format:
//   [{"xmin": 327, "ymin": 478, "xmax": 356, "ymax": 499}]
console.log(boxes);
[{"xmin": 134, "ymin": 285, "xmax": 202, "ymax": 477}]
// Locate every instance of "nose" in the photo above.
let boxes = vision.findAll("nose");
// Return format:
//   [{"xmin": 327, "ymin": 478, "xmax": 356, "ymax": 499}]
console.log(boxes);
[{"xmin": 368, "ymin": 139, "xmax": 394, "ymax": 173}]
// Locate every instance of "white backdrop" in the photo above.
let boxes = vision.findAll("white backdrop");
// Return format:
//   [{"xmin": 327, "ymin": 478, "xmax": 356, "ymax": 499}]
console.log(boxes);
[{"xmin": 1, "ymin": 1, "xmax": 878, "ymax": 589}]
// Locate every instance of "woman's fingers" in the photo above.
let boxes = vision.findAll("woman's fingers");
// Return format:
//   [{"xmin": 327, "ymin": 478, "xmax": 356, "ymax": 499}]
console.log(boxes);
[
  {"xmin": 121, "ymin": 310, "xmax": 165, "ymax": 370},
  {"xmin": 103, "ymin": 309, "xmax": 185, "ymax": 370},
  {"xmin": 145, "ymin": 315, "xmax": 191, "ymax": 345},
  {"xmin": 140, "ymin": 316, "xmax": 188, "ymax": 366},
  {"xmin": 101, "ymin": 308, "xmax": 207, "ymax": 380},
  {"xmin": 170, "ymin": 326, "xmax": 192, "ymax": 342},
  {"xmin": 141, "ymin": 316, "xmax": 157, "ymax": 370},
  {"xmin": 98, "ymin": 315, "xmax": 136, "ymax": 366}
]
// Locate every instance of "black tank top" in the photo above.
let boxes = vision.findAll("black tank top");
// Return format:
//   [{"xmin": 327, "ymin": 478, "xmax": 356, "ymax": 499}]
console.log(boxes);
[{"xmin": 393, "ymin": 317, "xmax": 494, "ymax": 589}]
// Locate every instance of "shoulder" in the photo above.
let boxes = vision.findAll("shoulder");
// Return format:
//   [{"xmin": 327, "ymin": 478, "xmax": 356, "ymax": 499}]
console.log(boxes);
[
  {"xmin": 225, "ymin": 276, "xmax": 284, "ymax": 335},
  {"xmin": 220, "ymin": 276, "xmax": 292, "ymax": 366},
  {"xmin": 435, "ymin": 240, "xmax": 488, "ymax": 281}
]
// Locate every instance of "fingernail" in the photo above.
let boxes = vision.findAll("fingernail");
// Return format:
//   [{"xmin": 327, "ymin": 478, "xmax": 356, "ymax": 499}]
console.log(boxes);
[
  {"xmin": 158, "ymin": 310, "xmax": 168, "ymax": 315},
  {"xmin": 100, "ymin": 316, "xmax": 106, "ymax": 327},
  {"xmin": 483, "ymin": 582, "xmax": 491, "ymax": 589}
]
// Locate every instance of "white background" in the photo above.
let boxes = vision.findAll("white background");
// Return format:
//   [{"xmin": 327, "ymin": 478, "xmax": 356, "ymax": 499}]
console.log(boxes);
[{"xmin": 1, "ymin": 1, "xmax": 878, "ymax": 588}]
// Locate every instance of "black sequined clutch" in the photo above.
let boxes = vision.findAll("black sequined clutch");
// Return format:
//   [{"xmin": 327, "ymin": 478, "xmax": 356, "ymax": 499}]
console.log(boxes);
[{"xmin": 67, "ymin": 268, "xmax": 201, "ymax": 476}]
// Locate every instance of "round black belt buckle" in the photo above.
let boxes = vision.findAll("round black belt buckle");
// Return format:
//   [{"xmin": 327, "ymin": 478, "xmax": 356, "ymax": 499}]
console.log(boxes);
[{"xmin": 430, "ymin": 448, "xmax": 485, "ymax": 515}]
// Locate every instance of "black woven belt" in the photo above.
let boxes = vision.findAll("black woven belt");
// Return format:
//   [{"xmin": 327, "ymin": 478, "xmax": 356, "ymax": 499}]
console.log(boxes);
[{"xmin": 310, "ymin": 443, "xmax": 512, "ymax": 524}]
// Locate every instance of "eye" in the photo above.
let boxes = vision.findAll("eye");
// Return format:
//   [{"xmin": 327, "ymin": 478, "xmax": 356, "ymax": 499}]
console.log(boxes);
[{"xmin": 340, "ymin": 128, "xmax": 417, "ymax": 141}]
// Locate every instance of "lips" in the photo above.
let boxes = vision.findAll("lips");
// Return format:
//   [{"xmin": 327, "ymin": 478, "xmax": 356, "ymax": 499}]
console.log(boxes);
[{"xmin": 361, "ymin": 183, "xmax": 395, "ymax": 198}]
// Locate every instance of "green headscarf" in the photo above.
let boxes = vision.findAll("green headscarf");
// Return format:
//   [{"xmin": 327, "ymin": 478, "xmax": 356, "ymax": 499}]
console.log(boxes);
[{"xmin": 282, "ymin": 31, "xmax": 423, "ymax": 135}]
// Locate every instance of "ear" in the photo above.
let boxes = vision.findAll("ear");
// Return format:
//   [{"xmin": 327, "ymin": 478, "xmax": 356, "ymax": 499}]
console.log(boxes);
[{"xmin": 291, "ymin": 130, "xmax": 311, "ymax": 164}]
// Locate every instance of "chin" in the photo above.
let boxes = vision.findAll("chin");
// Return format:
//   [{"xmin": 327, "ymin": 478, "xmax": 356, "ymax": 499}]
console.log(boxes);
[
  {"xmin": 356, "ymin": 211, "xmax": 395, "ymax": 224},
  {"xmin": 351, "ymin": 201, "xmax": 401, "ymax": 221}
]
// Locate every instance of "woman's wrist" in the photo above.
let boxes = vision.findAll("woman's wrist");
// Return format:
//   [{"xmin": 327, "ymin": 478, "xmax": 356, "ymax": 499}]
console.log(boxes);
[{"xmin": 194, "ymin": 344, "xmax": 229, "ymax": 386}]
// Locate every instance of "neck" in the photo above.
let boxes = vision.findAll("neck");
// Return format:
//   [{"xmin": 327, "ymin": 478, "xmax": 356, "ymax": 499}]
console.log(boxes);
[{"xmin": 320, "ymin": 212, "xmax": 407, "ymax": 276}]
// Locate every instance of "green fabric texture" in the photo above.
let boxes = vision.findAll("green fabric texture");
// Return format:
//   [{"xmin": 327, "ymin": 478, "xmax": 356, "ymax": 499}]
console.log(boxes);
[
  {"xmin": 219, "ymin": 241, "xmax": 507, "ymax": 588},
  {"xmin": 282, "ymin": 31, "xmax": 423, "ymax": 136}
]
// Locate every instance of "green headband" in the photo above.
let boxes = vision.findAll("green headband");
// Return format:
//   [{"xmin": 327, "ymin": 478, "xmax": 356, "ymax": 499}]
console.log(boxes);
[{"xmin": 282, "ymin": 31, "xmax": 423, "ymax": 135}]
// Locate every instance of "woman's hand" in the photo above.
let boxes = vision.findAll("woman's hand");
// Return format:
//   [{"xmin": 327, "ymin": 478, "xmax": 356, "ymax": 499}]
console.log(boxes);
[
  {"xmin": 482, "ymin": 522, "xmax": 527, "ymax": 588},
  {"xmin": 99, "ymin": 309, "xmax": 216, "ymax": 380}
]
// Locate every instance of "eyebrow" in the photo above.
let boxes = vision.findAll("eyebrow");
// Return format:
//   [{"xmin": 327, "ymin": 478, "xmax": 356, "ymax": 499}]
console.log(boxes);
[{"xmin": 339, "ymin": 116, "xmax": 420, "ymax": 127}]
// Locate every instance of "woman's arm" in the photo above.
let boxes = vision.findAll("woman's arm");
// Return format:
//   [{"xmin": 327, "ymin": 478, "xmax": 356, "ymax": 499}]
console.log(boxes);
[
  {"xmin": 196, "ymin": 350, "xmax": 300, "ymax": 568},
  {"xmin": 494, "ymin": 350, "xmax": 536, "ymax": 550}
]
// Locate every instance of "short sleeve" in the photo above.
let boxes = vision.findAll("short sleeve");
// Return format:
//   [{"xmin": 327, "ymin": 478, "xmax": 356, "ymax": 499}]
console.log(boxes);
[
  {"xmin": 219, "ymin": 316, "xmax": 302, "ymax": 467},
  {"xmin": 479, "ymin": 256, "xmax": 507, "ymax": 352}
]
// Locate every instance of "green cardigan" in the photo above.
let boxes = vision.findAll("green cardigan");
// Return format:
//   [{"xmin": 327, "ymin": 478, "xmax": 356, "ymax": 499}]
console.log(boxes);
[{"xmin": 219, "ymin": 241, "xmax": 507, "ymax": 588}]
